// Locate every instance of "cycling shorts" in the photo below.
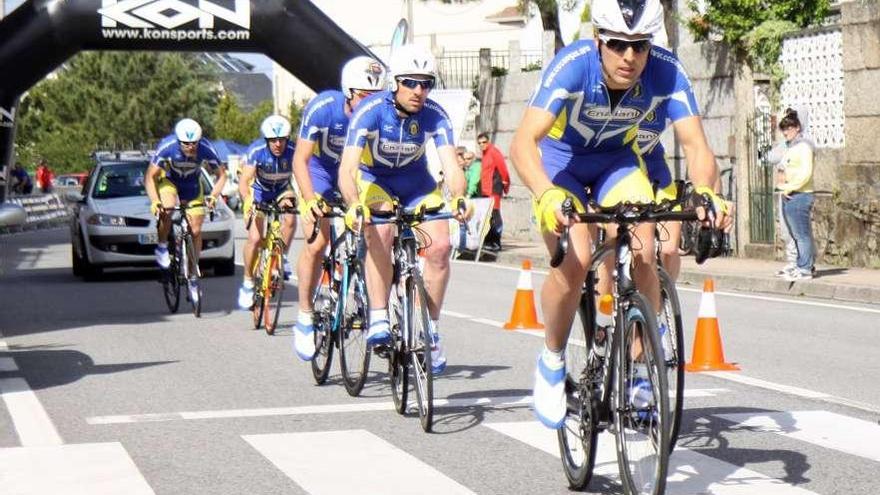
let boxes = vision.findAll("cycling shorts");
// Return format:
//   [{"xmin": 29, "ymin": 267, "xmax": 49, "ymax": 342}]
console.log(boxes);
[
  {"xmin": 357, "ymin": 166, "xmax": 443, "ymax": 211},
  {"xmin": 540, "ymin": 142, "xmax": 655, "ymax": 208},
  {"xmin": 244, "ymin": 185, "xmax": 296, "ymax": 218},
  {"xmin": 645, "ymin": 156, "xmax": 678, "ymax": 205},
  {"xmin": 157, "ymin": 177, "xmax": 205, "ymax": 216}
]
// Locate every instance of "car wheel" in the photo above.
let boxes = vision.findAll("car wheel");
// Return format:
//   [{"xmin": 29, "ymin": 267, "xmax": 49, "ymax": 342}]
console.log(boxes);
[
  {"xmin": 78, "ymin": 236, "xmax": 103, "ymax": 281},
  {"xmin": 214, "ymin": 248, "xmax": 236, "ymax": 277},
  {"xmin": 72, "ymin": 243, "xmax": 84, "ymax": 277}
]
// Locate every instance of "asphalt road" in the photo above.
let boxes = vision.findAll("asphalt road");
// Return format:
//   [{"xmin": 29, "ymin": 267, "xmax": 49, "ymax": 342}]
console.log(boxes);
[{"xmin": 1, "ymin": 227, "xmax": 879, "ymax": 494}]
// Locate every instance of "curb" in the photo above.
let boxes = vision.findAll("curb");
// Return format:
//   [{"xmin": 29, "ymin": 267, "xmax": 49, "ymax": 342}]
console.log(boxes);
[{"xmin": 488, "ymin": 248, "xmax": 880, "ymax": 306}]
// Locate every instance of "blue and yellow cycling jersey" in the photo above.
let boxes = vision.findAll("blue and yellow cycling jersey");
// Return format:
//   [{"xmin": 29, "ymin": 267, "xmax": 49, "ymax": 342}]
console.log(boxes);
[
  {"xmin": 151, "ymin": 134, "xmax": 220, "ymax": 199},
  {"xmin": 244, "ymin": 138, "xmax": 295, "ymax": 193},
  {"xmin": 529, "ymin": 39, "xmax": 700, "ymax": 156},
  {"xmin": 344, "ymin": 90, "xmax": 455, "ymax": 176},
  {"xmin": 298, "ymin": 90, "xmax": 350, "ymax": 170}
]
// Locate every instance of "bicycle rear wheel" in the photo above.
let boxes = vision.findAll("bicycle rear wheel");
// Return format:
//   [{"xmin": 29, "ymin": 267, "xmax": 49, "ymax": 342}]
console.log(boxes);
[
  {"xmin": 558, "ymin": 275, "xmax": 600, "ymax": 489},
  {"xmin": 310, "ymin": 265, "xmax": 335, "ymax": 385},
  {"xmin": 614, "ymin": 292, "xmax": 669, "ymax": 495},
  {"xmin": 252, "ymin": 250, "xmax": 266, "ymax": 329},
  {"xmin": 408, "ymin": 273, "xmax": 434, "ymax": 433},
  {"xmin": 263, "ymin": 247, "xmax": 284, "ymax": 335},
  {"xmin": 339, "ymin": 259, "xmax": 371, "ymax": 397},
  {"xmin": 389, "ymin": 286, "xmax": 408, "ymax": 415},
  {"xmin": 658, "ymin": 267, "xmax": 684, "ymax": 452}
]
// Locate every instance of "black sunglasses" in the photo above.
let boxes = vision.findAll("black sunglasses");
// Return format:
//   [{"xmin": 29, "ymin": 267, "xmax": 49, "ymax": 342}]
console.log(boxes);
[
  {"xmin": 397, "ymin": 77, "xmax": 435, "ymax": 90},
  {"xmin": 603, "ymin": 38, "xmax": 652, "ymax": 54}
]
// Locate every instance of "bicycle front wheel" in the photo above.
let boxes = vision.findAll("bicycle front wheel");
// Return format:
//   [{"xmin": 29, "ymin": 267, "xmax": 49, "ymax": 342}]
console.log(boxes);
[
  {"xmin": 558, "ymin": 275, "xmax": 600, "ymax": 489},
  {"xmin": 408, "ymin": 273, "xmax": 433, "ymax": 433},
  {"xmin": 263, "ymin": 247, "xmax": 284, "ymax": 335},
  {"xmin": 389, "ymin": 286, "xmax": 408, "ymax": 415},
  {"xmin": 614, "ymin": 292, "xmax": 669, "ymax": 495},
  {"xmin": 162, "ymin": 255, "xmax": 181, "ymax": 314},
  {"xmin": 310, "ymin": 267, "xmax": 335, "ymax": 385},
  {"xmin": 184, "ymin": 234, "xmax": 201, "ymax": 318},
  {"xmin": 339, "ymin": 259, "xmax": 371, "ymax": 397},
  {"xmin": 658, "ymin": 267, "xmax": 685, "ymax": 452},
  {"xmin": 251, "ymin": 250, "xmax": 266, "ymax": 329}
]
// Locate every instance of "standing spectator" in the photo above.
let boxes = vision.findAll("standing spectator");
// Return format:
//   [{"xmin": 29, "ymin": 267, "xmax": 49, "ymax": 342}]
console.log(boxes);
[
  {"xmin": 477, "ymin": 132, "xmax": 510, "ymax": 251},
  {"xmin": 35, "ymin": 159, "xmax": 54, "ymax": 194},
  {"xmin": 776, "ymin": 108, "xmax": 816, "ymax": 281},
  {"xmin": 456, "ymin": 146, "xmax": 482, "ymax": 198},
  {"xmin": 10, "ymin": 162, "xmax": 33, "ymax": 195}
]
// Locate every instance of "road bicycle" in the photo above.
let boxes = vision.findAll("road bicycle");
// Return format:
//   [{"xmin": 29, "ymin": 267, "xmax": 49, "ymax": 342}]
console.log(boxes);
[
  {"xmin": 159, "ymin": 203, "xmax": 209, "ymax": 318},
  {"xmin": 248, "ymin": 202, "xmax": 297, "ymax": 335},
  {"xmin": 307, "ymin": 199, "xmax": 372, "ymax": 397},
  {"xmin": 371, "ymin": 200, "xmax": 463, "ymax": 433}
]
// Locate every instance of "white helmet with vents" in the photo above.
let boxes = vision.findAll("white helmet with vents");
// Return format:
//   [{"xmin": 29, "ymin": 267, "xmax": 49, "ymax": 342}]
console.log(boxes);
[
  {"xmin": 341, "ymin": 56, "xmax": 387, "ymax": 99},
  {"xmin": 591, "ymin": 0, "xmax": 664, "ymax": 38},
  {"xmin": 174, "ymin": 118, "xmax": 202, "ymax": 142},
  {"xmin": 389, "ymin": 44, "xmax": 436, "ymax": 90},
  {"xmin": 260, "ymin": 115, "xmax": 291, "ymax": 139}
]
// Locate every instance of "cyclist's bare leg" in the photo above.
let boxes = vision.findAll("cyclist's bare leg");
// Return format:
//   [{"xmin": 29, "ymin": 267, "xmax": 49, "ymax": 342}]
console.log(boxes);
[
  {"xmin": 243, "ymin": 214, "xmax": 265, "ymax": 282},
  {"xmin": 363, "ymin": 215, "xmax": 394, "ymax": 312},
  {"xmin": 419, "ymin": 219, "xmax": 451, "ymax": 320},
  {"xmin": 157, "ymin": 190, "xmax": 177, "ymax": 243},
  {"xmin": 296, "ymin": 215, "xmax": 330, "ymax": 312},
  {"xmin": 541, "ymin": 223, "xmax": 592, "ymax": 352},
  {"xmin": 631, "ymin": 221, "xmax": 660, "ymax": 312},
  {"xmin": 659, "ymin": 220, "xmax": 682, "ymax": 281},
  {"xmin": 279, "ymin": 197, "xmax": 297, "ymax": 257},
  {"xmin": 188, "ymin": 212, "xmax": 205, "ymax": 262}
]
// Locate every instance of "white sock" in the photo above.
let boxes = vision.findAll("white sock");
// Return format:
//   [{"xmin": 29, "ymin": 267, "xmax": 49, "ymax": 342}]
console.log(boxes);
[
  {"xmin": 298, "ymin": 310, "xmax": 313, "ymax": 326},
  {"xmin": 242, "ymin": 278, "xmax": 254, "ymax": 289},
  {"xmin": 431, "ymin": 319, "xmax": 440, "ymax": 336},
  {"xmin": 157, "ymin": 242, "xmax": 167, "ymax": 249},
  {"xmin": 541, "ymin": 345, "xmax": 564, "ymax": 370},
  {"xmin": 370, "ymin": 309, "xmax": 389, "ymax": 326}
]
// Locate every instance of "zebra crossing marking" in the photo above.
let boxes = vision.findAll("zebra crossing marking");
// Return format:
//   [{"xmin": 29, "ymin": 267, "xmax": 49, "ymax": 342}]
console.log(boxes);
[{"xmin": 243, "ymin": 429, "xmax": 475, "ymax": 494}]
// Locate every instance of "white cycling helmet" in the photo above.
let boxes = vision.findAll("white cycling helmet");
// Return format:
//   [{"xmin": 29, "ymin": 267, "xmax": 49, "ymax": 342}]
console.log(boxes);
[
  {"xmin": 389, "ymin": 44, "xmax": 436, "ymax": 90},
  {"xmin": 341, "ymin": 56, "xmax": 387, "ymax": 99},
  {"xmin": 174, "ymin": 118, "xmax": 202, "ymax": 142},
  {"xmin": 591, "ymin": 0, "xmax": 664, "ymax": 38},
  {"xmin": 260, "ymin": 114, "xmax": 291, "ymax": 139}
]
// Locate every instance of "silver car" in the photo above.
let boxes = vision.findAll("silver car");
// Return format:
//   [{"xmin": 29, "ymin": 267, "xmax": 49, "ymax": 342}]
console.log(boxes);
[{"xmin": 69, "ymin": 158, "xmax": 235, "ymax": 279}]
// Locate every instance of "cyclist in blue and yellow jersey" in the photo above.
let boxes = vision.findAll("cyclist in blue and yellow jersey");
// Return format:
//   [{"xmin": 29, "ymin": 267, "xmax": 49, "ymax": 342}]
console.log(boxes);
[
  {"xmin": 509, "ymin": 0, "xmax": 731, "ymax": 429},
  {"xmin": 146, "ymin": 118, "xmax": 227, "ymax": 298},
  {"xmin": 337, "ymin": 44, "xmax": 471, "ymax": 375},
  {"xmin": 236, "ymin": 115, "xmax": 297, "ymax": 311},
  {"xmin": 291, "ymin": 56, "xmax": 386, "ymax": 361}
]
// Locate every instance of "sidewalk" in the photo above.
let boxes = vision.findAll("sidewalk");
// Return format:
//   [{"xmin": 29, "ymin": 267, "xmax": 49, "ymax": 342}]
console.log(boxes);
[{"xmin": 465, "ymin": 239, "xmax": 880, "ymax": 306}]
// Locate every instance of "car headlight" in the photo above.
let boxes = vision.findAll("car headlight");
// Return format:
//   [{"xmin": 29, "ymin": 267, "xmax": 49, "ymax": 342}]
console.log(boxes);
[{"xmin": 87, "ymin": 214, "xmax": 127, "ymax": 227}]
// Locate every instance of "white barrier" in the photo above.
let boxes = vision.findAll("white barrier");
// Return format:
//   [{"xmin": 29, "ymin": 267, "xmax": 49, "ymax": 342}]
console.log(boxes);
[
  {"xmin": 449, "ymin": 197, "xmax": 494, "ymax": 261},
  {"xmin": 2, "ymin": 193, "xmax": 71, "ymax": 231}
]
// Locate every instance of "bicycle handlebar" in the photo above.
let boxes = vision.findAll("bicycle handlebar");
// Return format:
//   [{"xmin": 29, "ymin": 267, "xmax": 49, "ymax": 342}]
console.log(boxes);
[{"xmin": 306, "ymin": 198, "xmax": 347, "ymax": 244}]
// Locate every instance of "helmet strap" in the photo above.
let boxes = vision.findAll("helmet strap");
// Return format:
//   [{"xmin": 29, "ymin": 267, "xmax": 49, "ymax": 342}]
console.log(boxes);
[{"xmin": 392, "ymin": 96, "xmax": 414, "ymax": 117}]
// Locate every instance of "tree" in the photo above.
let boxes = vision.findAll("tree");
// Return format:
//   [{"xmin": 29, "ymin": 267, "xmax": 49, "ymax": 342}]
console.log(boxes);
[
  {"xmin": 214, "ymin": 95, "xmax": 273, "ymax": 145},
  {"xmin": 16, "ymin": 52, "xmax": 219, "ymax": 172},
  {"xmin": 519, "ymin": 0, "xmax": 580, "ymax": 53}
]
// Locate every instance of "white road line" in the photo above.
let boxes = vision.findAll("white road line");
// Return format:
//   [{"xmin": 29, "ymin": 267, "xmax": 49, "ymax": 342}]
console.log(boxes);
[
  {"xmin": 470, "ymin": 317, "xmax": 504, "ymax": 327},
  {"xmin": 704, "ymin": 371, "xmax": 880, "ymax": 415},
  {"xmin": 244, "ymin": 429, "xmax": 476, "ymax": 495},
  {"xmin": 439, "ymin": 310, "xmax": 471, "ymax": 318},
  {"xmin": 0, "ymin": 357, "xmax": 18, "ymax": 372},
  {"xmin": 486, "ymin": 421, "xmax": 820, "ymax": 495},
  {"xmin": 676, "ymin": 286, "xmax": 880, "ymax": 314},
  {"xmin": 715, "ymin": 410, "xmax": 880, "ymax": 463},
  {"xmin": 0, "ymin": 442, "xmax": 154, "ymax": 495},
  {"xmin": 0, "ymin": 378, "xmax": 62, "ymax": 446}
]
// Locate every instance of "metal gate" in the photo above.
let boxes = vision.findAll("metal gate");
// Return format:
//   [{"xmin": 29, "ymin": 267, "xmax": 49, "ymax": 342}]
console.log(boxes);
[{"xmin": 746, "ymin": 109, "xmax": 775, "ymax": 244}]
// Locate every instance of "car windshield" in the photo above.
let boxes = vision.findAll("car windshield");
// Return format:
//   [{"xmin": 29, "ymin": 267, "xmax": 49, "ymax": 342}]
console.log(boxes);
[{"xmin": 92, "ymin": 162, "xmax": 149, "ymax": 199}]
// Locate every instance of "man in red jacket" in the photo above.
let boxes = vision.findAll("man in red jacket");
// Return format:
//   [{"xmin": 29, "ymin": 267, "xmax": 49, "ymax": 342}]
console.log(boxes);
[{"xmin": 478, "ymin": 132, "xmax": 510, "ymax": 251}]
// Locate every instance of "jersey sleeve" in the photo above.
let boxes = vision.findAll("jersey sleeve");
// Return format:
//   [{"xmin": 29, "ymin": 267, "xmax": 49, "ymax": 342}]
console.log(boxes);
[
  {"xmin": 298, "ymin": 94, "xmax": 332, "ymax": 142},
  {"xmin": 345, "ymin": 100, "xmax": 380, "ymax": 148},
  {"xmin": 244, "ymin": 142, "xmax": 260, "ymax": 168},
  {"xmin": 528, "ymin": 41, "xmax": 592, "ymax": 116},
  {"xmin": 199, "ymin": 140, "xmax": 221, "ymax": 169},
  {"xmin": 655, "ymin": 52, "xmax": 700, "ymax": 123},
  {"xmin": 150, "ymin": 138, "xmax": 176, "ymax": 170},
  {"xmin": 424, "ymin": 100, "xmax": 455, "ymax": 147}
]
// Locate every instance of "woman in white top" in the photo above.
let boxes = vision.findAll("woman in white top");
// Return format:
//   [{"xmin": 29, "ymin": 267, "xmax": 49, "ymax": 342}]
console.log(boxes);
[{"xmin": 776, "ymin": 108, "xmax": 816, "ymax": 281}]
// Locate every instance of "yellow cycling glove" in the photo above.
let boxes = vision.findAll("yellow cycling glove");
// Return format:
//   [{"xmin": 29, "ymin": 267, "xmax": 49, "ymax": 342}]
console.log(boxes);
[
  {"xmin": 301, "ymin": 198, "xmax": 324, "ymax": 219},
  {"xmin": 694, "ymin": 185, "xmax": 729, "ymax": 217},
  {"xmin": 150, "ymin": 201, "xmax": 163, "ymax": 216},
  {"xmin": 535, "ymin": 187, "xmax": 567, "ymax": 234},
  {"xmin": 344, "ymin": 203, "xmax": 370, "ymax": 231}
]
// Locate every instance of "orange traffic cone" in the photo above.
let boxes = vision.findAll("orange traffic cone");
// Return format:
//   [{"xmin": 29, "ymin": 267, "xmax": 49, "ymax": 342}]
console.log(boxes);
[
  {"xmin": 685, "ymin": 278, "xmax": 739, "ymax": 372},
  {"xmin": 503, "ymin": 260, "xmax": 544, "ymax": 330}
]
